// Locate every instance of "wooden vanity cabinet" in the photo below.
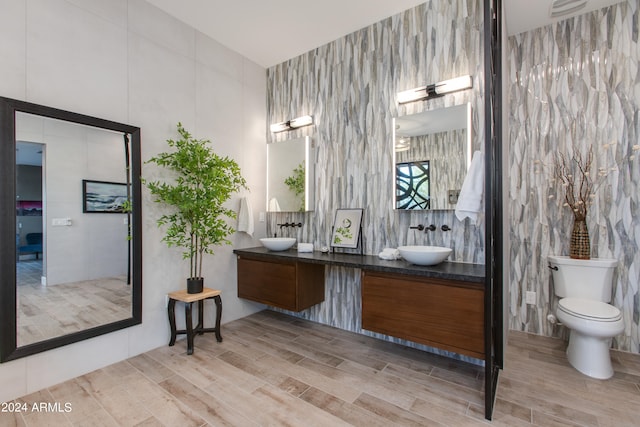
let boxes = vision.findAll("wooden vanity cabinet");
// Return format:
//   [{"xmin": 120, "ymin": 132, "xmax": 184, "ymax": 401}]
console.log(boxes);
[
  {"xmin": 362, "ymin": 270, "xmax": 484, "ymax": 359},
  {"xmin": 237, "ymin": 255, "xmax": 325, "ymax": 312}
]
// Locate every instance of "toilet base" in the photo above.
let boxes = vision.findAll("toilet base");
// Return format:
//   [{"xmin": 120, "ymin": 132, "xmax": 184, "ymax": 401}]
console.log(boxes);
[{"xmin": 566, "ymin": 330, "xmax": 614, "ymax": 379}]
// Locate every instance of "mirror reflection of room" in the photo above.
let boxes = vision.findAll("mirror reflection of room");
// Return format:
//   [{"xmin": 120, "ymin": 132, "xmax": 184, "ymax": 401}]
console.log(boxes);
[
  {"xmin": 267, "ymin": 136, "xmax": 315, "ymax": 212},
  {"xmin": 394, "ymin": 103, "xmax": 471, "ymax": 210},
  {"xmin": 15, "ymin": 112, "xmax": 133, "ymax": 347}
]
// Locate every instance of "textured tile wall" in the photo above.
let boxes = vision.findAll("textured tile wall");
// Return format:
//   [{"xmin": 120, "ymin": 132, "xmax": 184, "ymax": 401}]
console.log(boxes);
[
  {"xmin": 507, "ymin": 0, "xmax": 640, "ymax": 353},
  {"xmin": 265, "ymin": 0, "xmax": 485, "ymax": 362}
]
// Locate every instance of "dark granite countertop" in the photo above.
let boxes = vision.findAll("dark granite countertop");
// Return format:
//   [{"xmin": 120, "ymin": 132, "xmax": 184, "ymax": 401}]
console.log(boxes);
[{"xmin": 233, "ymin": 246, "xmax": 485, "ymax": 284}]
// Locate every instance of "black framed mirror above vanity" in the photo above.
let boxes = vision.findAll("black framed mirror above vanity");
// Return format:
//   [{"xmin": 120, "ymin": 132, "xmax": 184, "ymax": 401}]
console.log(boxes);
[{"xmin": 0, "ymin": 97, "xmax": 142, "ymax": 362}]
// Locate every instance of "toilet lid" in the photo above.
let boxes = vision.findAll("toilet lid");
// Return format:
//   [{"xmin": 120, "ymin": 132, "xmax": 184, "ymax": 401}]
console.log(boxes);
[{"xmin": 559, "ymin": 298, "xmax": 622, "ymax": 321}]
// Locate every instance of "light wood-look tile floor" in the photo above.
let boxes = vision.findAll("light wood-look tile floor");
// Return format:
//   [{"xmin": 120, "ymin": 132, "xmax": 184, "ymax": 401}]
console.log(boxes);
[{"xmin": 2, "ymin": 310, "xmax": 639, "ymax": 426}]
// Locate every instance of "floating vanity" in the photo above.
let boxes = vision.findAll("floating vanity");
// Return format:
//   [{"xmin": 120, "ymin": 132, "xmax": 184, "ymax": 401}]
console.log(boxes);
[
  {"xmin": 234, "ymin": 247, "xmax": 485, "ymax": 359},
  {"xmin": 361, "ymin": 271, "xmax": 484, "ymax": 359}
]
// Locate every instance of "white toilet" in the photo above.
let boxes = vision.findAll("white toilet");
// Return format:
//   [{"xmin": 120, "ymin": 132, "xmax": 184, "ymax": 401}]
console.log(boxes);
[{"xmin": 548, "ymin": 255, "xmax": 624, "ymax": 379}]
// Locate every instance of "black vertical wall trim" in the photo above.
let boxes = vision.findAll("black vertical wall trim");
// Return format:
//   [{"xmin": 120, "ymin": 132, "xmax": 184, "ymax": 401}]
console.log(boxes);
[
  {"xmin": 483, "ymin": 0, "xmax": 503, "ymax": 420},
  {"xmin": 493, "ymin": 0, "xmax": 504, "ymax": 372}
]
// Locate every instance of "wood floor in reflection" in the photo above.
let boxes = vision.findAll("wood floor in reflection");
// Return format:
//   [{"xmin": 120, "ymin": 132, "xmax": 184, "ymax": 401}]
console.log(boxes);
[
  {"xmin": 3, "ymin": 310, "xmax": 640, "ymax": 426},
  {"xmin": 17, "ymin": 258, "xmax": 132, "ymax": 346}
]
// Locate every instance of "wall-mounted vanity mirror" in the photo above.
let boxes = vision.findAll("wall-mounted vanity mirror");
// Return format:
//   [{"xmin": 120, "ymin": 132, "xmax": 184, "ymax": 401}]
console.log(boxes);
[
  {"xmin": 0, "ymin": 97, "xmax": 142, "ymax": 362},
  {"xmin": 267, "ymin": 136, "xmax": 315, "ymax": 212},
  {"xmin": 393, "ymin": 103, "xmax": 471, "ymax": 210}
]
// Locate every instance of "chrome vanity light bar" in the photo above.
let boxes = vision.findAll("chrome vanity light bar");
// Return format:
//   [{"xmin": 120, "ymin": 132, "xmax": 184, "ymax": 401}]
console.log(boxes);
[
  {"xmin": 397, "ymin": 75, "xmax": 473, "ymax": 104},
  {"xmin": 270, "ymin": 115, "xmax": 314, "ymax": 133}
]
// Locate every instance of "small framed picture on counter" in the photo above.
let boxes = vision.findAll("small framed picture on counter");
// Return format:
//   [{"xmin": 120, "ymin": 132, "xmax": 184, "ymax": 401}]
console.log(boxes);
[{"xmin": 331, "ymin": 208, "xmax": 363, "ymax": 249}]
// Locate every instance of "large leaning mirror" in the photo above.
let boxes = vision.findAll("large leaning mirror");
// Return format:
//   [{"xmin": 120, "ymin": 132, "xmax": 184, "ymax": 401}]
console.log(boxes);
[
  {"xmin": 393, "ymin": 103, "xmax": 471, "ymax": 210},
  {"xmin": 0, "ymin": 97, "xmax": 142, "ymax": 362},
  {"xmin": 267, "ymin": 136, "xmax": 315, "ymax": 212}
]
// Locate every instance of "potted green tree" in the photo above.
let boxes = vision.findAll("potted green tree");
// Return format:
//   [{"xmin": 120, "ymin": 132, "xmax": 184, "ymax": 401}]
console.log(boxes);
[{"xmin": 144, "ymin": 123, "xmax": 247, "ymax": 293}]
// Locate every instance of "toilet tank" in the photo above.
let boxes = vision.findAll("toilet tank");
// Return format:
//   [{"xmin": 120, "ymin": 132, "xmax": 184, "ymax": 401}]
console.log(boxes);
[{"xmin": 548, "ymin": 255, "xmax": 617, "ymax": 302}]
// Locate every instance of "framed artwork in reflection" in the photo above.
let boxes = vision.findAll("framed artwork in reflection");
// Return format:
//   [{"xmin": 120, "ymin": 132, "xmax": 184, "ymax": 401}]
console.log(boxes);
[{"xmin": 82, "ymin": 180, "xmax": 128, "ymax": 213}]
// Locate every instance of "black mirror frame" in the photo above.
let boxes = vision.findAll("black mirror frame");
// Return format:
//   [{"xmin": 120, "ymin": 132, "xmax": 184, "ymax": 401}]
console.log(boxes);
[{"xmin": 0, "ymin": 96, "xmax": 142, "ymax": 362}]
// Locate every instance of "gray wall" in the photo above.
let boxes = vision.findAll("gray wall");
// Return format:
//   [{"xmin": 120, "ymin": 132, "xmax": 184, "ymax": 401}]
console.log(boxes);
[
  {"xmin": 0, "ymin": 0, "xmax": 266, "ymax": 402},
  {"xmin": 265, "ymin": 0, "xmax": 485, "ymax": 361},
  {"xmin": 507, "ymin": 0, "xmax": 640, "ymax": 353}
]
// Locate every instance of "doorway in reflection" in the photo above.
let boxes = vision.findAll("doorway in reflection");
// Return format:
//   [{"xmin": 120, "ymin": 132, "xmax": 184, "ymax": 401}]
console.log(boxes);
[{"xmin": 16, "ymin": 140, "xmax": 44, "ymax": 280}]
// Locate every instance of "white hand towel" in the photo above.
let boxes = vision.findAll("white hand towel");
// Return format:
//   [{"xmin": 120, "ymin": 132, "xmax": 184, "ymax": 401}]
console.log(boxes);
[
  {"xmin": 455, "ymin": 150, "xmax": 484, "ymax": 224},
  {"xmin": 268, "ymin": 197, "xmax": 281, "ymax": 212},
  {"xmin": 378, "ymin": 247, "xmax": 400, "ymax": 260},
  {"xmin": 297, "ymin": 243, "xmax": 314, "ymax": 253},
  {"xmin": 237, "ymin": 197, "xmax": 254, "ymax": 236}
]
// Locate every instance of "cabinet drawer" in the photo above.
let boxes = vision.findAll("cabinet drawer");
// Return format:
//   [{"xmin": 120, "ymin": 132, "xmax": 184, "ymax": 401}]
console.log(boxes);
[
  {"xmin": 362, "ymin": 271, "xmax": 484, "ymax": 359},
  {"xmin": 238, "ymin": 257, "xmax": 296, "ymax": 309},
  {"xmin": 237, "ymin": 256, "xmax": 324, "ymax": 312}
]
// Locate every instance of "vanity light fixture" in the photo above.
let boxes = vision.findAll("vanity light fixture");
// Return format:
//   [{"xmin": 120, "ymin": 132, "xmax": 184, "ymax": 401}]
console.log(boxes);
[
  {"xmin": 549, "ymin": 0, "xmax": 587, "ymax": 18},
  {"xmin": 397, "ymin": 75, "xmax": 473, "ymax": 104},
  {"xmin": 270, "ymin": 115, "xmax": 314, "ymax": 133}
]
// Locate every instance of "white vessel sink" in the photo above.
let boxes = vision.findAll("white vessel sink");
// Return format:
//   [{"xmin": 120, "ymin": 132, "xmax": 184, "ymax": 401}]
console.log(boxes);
[
  {"xmin": 260, "ymin": 237, "xmax": 296, "ymax": 251},
  {"xmin": 398, "ymin": 245, "xmax": 452, "ymax": 266}
]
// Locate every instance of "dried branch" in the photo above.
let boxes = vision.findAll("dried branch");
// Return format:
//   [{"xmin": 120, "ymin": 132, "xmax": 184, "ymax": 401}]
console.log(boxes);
[
  {"xmin": 553, "ymin": 143, "xmax": 640, "ymax": 221},
  {"xmin": 554, "ymin": 146, "xmax": 594, "ymax": 221}
]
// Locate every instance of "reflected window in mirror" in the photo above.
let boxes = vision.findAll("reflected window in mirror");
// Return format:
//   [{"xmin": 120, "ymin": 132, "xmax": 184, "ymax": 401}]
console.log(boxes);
[
  {"xmin": 267, "ymin": 136, "xmax": 315, "ymax": 212},
  {"xmin": 396, "ymin": 160, "xmax": 430, "ymax": 210},
  {"xmin": 1, "ymin": 97, "xmax": 142, "ymax": 362},
  {"xmin": 393, "ymin": 103, "xmax": 471, "ymax": 211}
]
